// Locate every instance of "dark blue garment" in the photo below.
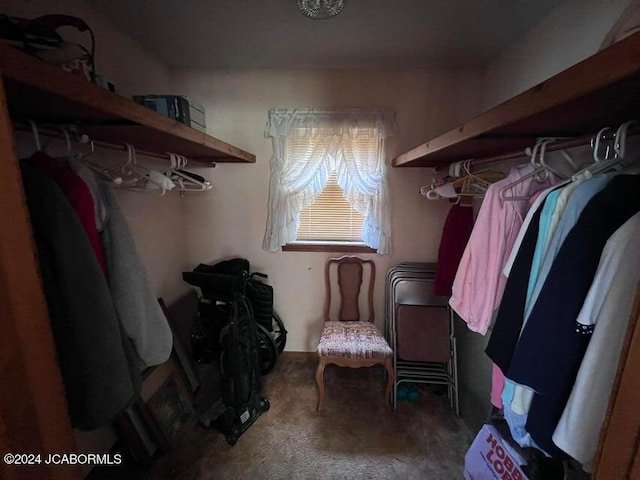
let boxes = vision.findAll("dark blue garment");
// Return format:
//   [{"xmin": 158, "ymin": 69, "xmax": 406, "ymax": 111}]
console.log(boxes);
[
  {"xmin": 506, "ymin": 175, "xmax": 640, "ymax": 455},
  {"xmin": 485, "ymin": 204, "xmax": 544, "ymax": 373}
]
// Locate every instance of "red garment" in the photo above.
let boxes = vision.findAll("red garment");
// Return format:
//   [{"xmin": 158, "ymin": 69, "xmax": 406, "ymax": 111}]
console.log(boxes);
[
  {"xmin": 30, "ymin": 152, "xmax": 107, "ymax": 275},
  {"xmin": 434, "ymin": 203, "xmax": 474, "ymax": 296}
]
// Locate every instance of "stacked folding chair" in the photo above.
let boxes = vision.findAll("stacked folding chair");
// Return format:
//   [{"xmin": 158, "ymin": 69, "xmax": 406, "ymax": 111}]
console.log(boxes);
[{"xmin": 385, "ymin": 263, "xmax": 459, "ymax": 414}]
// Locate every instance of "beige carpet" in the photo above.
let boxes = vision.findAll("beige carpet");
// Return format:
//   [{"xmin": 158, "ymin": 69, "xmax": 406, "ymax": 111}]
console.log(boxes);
[{"xmin": 143, "ymin": 355, "xmax": 472, "ymax": 480}]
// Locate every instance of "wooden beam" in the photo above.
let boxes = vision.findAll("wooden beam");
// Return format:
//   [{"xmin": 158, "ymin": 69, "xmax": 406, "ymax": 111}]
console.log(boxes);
[
  {"xmin": 593, "ymin": 282, "xmax": 640, "ymax": 479},
  {"xmin": 0, "ymin": 74, "xmax": 79, "ymax": 480}
]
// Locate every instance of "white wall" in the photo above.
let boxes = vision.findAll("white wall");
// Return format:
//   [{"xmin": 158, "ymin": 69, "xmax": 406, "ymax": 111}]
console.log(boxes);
[
  {"xmin": 173, "ymin": 68, "xmax": 484, "ymax": 352},
  {"xmin": 483, "ymin": 0, "xmax": 632, "ymax": 109}
]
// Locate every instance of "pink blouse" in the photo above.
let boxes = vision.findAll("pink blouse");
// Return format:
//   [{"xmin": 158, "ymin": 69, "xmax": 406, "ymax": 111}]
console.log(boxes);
[{"xmin": 449, "ymin": 164, "xmax": 549, "ymax": 335}]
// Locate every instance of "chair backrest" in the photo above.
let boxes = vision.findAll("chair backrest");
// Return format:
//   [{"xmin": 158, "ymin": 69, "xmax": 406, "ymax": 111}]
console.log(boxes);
[{"xmin": 324, "ymin": 255, "xmax": 375, "ymax": 322}]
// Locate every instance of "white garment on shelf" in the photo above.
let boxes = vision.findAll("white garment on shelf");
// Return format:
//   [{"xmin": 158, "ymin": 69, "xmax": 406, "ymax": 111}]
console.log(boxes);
[{"xmin": 552, "ymin": 211, "xmax": 640, "ymax": 472}]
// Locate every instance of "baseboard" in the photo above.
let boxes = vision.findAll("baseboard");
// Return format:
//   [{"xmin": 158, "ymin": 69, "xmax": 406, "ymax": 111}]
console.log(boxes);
[{"xmin": 280, "ymin": 351, "xmax": 317, "ymax": 360}]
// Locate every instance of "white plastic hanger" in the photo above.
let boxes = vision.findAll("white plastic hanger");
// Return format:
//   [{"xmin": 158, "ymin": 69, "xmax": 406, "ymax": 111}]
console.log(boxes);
[
  {"xmin": 499, "ymin": 139, "xmax": 551, "ymax": 201},
  {"xmin": 76, "ymin": 135, "xmax": 123, "ymax": 185},
  {"xmin": 61, "ymin": 127, "xmax": 72, "ymax": 156},
  {"xmin": 28, "ymin": 120, "xmax": 42, "ymax": 152},
  {"xmin": 536, "ymin": 137, "xmax": 573, "ymax": 179},
  {"xmin": 165, "ymin": 153, "xmax": 212, "ymax": 194},
  {"xmin": 614, "ymin": 120, "xmax": 637, "ymax": 158},
  {"xmin": 571, "ymin": 121, "xmax": 635, "ymax": 181},
  {"xmin": 420, "ymin": 158, "xmax": 504, "ymax": 200},
  {"xmin": 118, "ymin": 145, "xmax": 178, "ymax": 196}
]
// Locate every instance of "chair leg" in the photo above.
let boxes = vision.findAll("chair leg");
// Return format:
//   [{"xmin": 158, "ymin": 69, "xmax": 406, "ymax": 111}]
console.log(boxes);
[
  {"xmin": 315, "ymin": 357, "xmax": 327, "ymax": 412},
  {"xmin": 384, "ymin": 357, "xmax": 394, "ymax": 411}
]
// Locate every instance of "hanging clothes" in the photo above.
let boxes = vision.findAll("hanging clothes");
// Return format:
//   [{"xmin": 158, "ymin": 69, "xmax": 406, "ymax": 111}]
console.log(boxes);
[
  {"xmin": 502, "ymin": 188, "xmax": 566, "ymax": 430},
  {"xmin": 524, "ymin": 188, "xmax": 563, "ymax": 307},
  {"xmin": 504, "ymin": 176, "xmax": 613, "ymax": 435},
  {"xmin": 450, "ymin": 163, "xmax": 553, "ymax": 335},
  {"xmin": 20, "ymin": 162, "xmax": 140, "ymax": 430},
  {"xmin": 92, "ymin": 169, "xmax": 173, "ymax": 369},
  {"xmin": 29, "ymin": 151, "xmax": 107, "ymax": 275},
  {"xmin": 490, "ymin": 183, "xmax": 562, "ymax": 409},
  {"xmin": 485, "ymin": 204, "xmax": 545, "ymax": 373},
  {"xmin": 507, "ymin": 175, "xmax": 640, "ymax": 455},
  {"xmin": 552, "ymin": 211, "xmax": 640, "ymax": 472},
  {"xmin": 489, "ymin": 175, "xmax": 614, "ymax": 422},
  {"xmin": 69, "ymin": 158, "xmax": 110, "ymax": 232},
  {"xmin": 502, "ymin": 184, "xmax": 560, "ymax": 278},
  {"xmin": 523, "ymin": 174, "xmax": 614, "ymax": 321},
  {"xmin": 486, "ymin": 203, "xmax": 545, "ymax": 423},
  {"xmin": 433, "ymin": 203, "xmax": 474, "ymax": 296}
]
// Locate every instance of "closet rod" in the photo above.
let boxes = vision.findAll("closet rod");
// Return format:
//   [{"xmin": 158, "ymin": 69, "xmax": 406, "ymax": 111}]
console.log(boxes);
[
  {"xmin": 12, "ymin": 123, "xmax": 187, "ymax": 162},
  {"xmin": 81, "ymin": 139, "xmax": 179, "ymax": 162},
  {"xmin": 439, "ymin": 125, "xmax": 640, "ymax": 171}
]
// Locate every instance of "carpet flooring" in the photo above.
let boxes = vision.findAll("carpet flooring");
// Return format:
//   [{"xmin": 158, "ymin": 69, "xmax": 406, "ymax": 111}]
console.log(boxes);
[{"xmin": 140, "ymin": 355, "xmax": 472, "ymax": 480}]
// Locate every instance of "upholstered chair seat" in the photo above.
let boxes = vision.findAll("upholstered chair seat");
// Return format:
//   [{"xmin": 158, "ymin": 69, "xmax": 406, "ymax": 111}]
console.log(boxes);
[{"xmin": 317, "ymin": 321, "xmax": 393, "ymax": 359}]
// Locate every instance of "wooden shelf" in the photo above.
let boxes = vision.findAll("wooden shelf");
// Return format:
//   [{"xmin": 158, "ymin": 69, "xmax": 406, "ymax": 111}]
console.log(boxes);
[
  {"xmin": 394, "ymin": 31, "xmax": 640, "ymax": 168},
  {"xmin": 0, "ymin": 43, "xmax": 255, "ymax": 164}
]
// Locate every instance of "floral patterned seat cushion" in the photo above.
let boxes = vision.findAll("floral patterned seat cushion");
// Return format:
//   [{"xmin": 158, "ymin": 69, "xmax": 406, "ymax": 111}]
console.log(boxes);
[{"xmin": 317, "ymin": 321, "xmax": 393, "ymax": 359}]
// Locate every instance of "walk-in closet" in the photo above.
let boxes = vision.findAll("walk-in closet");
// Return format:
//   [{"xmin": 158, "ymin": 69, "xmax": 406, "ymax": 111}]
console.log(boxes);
[{"xmin": 1, "ymin": 1, "xmax": 639, "ymax": 479}]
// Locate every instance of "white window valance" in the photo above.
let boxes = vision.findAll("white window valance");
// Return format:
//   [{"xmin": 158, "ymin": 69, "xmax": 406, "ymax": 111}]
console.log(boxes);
[{"xmin": 262, "ymin": 108, "xmax": 396, "ymax": 254}]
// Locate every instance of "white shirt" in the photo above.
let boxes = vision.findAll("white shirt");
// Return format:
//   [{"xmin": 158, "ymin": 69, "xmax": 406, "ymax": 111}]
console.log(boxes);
[{"xmin": 552, "ymin": 211, "xmax": 640, "ymax": 472}]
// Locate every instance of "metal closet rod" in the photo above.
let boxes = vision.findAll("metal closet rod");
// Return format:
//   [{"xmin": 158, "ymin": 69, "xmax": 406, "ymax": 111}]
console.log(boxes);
[
  {"xmin": 12, "ymin": 122, "xmax": 185, "ymax": 162},
  {"xmin": 446, "ymin": 125, "xmax": 640, "ymax": 170}
]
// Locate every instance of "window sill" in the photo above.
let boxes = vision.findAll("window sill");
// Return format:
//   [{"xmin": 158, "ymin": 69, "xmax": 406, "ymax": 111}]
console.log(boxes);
[{"xmin": 282, "ymin": 242, "xmax": 377, "ymax": 253}]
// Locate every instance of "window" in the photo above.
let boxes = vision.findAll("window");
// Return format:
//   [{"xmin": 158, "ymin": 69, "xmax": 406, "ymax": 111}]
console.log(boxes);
[{"xmin": 263, "ymin": 109, "xmax": 396, "ymax": 254}]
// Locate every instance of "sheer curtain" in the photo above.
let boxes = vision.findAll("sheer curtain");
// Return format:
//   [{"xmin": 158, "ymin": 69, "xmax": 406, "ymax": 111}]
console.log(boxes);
[{"xmin": 263, "ymin": 109, "xmax": 396, "ymax": 254}]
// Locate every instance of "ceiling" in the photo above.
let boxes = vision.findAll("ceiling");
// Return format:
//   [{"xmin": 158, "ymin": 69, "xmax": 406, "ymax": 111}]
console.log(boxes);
[{"xmin": 86, "ymin": 0, "xmax": 561, "ymax": 69}]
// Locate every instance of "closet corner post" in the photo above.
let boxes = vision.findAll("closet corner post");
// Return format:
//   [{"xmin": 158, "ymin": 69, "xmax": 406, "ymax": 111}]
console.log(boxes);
[
  {"xmin": 593, "ymin": 281, "xmax": 640, "ymax": 479},
  {"xmin": 0, "ymin": 74, "xmax": 80, "ymax": 480}
]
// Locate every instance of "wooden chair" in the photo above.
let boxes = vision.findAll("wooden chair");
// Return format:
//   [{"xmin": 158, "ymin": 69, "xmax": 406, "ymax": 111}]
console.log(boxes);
[{"xmin": 315, "ymin": 256, "xmax": 394, "ymax": 411}]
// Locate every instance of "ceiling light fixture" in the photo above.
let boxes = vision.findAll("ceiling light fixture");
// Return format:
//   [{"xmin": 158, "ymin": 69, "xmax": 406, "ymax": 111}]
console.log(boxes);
[{"xmin": 297, "ymin": 0, "xmax": 346, "ymax": 19}]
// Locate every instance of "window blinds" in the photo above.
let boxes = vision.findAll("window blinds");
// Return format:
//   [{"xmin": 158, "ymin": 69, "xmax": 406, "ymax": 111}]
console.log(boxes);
[{"xmin": 297, "ymin": 172, "xmax": 366, "ymax": 242}]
